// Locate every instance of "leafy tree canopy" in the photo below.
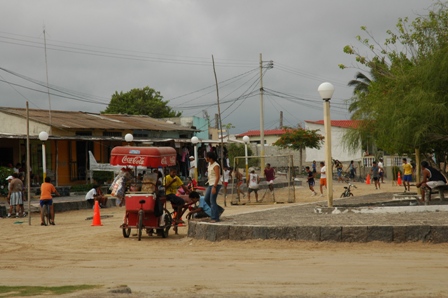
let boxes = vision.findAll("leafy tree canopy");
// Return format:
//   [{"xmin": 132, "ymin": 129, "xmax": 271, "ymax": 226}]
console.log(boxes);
[
  {"xmin": 340, "ymin": 1, "xmax": 448, "ymax": 169},
  {"xmin": 102, "ymin": 86, "xmax": 181, "ymax": 118},
  {"xmin": 273, "ymin": 126, "xmax": 324, "ymax": 151}
]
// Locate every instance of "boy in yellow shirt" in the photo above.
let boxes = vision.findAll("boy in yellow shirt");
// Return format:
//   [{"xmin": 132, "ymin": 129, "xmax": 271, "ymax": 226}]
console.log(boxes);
[{"xmin": 402, "ymin": 158, "xmax": 413, "ymax": 193}]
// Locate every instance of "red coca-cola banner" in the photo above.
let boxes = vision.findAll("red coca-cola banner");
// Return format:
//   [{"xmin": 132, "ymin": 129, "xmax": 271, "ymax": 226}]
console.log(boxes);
[{"xmin": 110, "ymin": 146, "xmax": 177, "ymax": 168}]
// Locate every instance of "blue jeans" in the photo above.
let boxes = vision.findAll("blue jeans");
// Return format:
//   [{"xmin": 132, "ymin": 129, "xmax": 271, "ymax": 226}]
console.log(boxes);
[{"xmin": 204, "ymin": 185, "xmax": 222, "ymax": 221}]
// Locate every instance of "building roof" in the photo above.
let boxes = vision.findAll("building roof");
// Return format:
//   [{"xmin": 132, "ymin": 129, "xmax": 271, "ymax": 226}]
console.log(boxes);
[
  {"xmin": 236, "ymin": 129, "xmax": 290, "ymax": 138},
  {"xmin": 305, "ymin": 120, "xmax": 360, "ymax": 129},
  {"xmin": 1, "ymin": 108, "xmax": 195, "ymax": 132}
]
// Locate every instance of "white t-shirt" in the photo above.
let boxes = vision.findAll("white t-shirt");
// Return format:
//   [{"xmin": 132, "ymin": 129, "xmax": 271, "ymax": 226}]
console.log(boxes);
[
  {"xmin": 221, "ymin": 169, "xmax": 230, "ymax": 183},
  {"xmin": 378, "ymin": 161, "xmax": 384, "ymax": 172},
  {"xmin": 320, "ymin": 166, "xmax": 327, "ymax": 179},
  {"xmin": 248, "ymin": 173, "xmax": 259, "ymax": 189},
  {"xmin": 85, "ymin": 188, "xmax": 97, "ymax": 201}
]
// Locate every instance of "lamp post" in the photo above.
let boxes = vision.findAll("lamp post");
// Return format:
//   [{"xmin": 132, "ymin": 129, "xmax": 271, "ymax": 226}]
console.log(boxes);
[
  {"xmin": 38, "ymin": 131, "xmax": 49, "ymax": 183},
  {"xmin": 125, "ymin": 133, "xmax": 133, "ymax": 145},
  {"xmin": 318, "ymin": 82, "xmax": 335, "ymax": 208},
  {"xmin": 243, "ymin": 135, "xmax": 250, "ymax": 182},
  {"xmin": 191, "ymin": 136, "xmax": 199, "ymax": 182}
]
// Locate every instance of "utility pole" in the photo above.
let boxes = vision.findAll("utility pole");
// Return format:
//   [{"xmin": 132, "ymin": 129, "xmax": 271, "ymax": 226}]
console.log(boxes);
[
  {"xmin": 259, "ymin": 54, "xmax": 273, "ymax": 174},
  {"xmin": 259, "ymin": 53, "xmax": 265, "ymax": 174},
  {"xmin": 280, "ymin": 111, "xmax": 283, "ymax": 128},
  {"xmin": 43, "ymin": 27, "xmax": 52, "ymax": 133}
]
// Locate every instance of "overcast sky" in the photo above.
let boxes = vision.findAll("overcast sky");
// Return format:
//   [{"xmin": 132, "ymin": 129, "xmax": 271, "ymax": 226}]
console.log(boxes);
[{"xmin": 0, "ymin": 0, "xmax": 434, "ymax": 134}]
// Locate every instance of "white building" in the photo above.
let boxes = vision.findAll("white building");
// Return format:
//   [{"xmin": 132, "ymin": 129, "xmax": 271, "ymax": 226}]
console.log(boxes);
[{"xmin": 305, "ymin": 120, "xmax": 362, "ymax": 163}]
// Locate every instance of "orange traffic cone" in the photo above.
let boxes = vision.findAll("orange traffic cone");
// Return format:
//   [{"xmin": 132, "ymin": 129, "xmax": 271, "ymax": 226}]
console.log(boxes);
[
  {"xmin": 91, "ymin": 201, "xmax": 103, "ymax": 226},
  {"xmin": 366, "ymin": 173, "xmax": 371, "ymax": 185},
  {"xmin": 397, "ymin": 172, "xmax": 402, "ymax": 186}
]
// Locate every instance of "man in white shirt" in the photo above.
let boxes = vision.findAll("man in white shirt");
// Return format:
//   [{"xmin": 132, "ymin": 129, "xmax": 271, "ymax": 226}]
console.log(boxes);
[{"xmin": 319, "ymin": 161, "xmax": 327, "ymax": 197}]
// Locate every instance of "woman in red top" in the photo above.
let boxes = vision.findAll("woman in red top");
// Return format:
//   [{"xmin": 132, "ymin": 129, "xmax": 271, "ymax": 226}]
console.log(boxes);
[{"xmin": 40, "ymin": 177, "xmax": 60, "ymax": 225}]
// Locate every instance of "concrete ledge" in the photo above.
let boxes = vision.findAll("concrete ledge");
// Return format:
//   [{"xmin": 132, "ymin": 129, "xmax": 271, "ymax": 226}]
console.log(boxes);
[{"xmin": 188, "ymin": 221, "xmax": 448, "ymax": 243}]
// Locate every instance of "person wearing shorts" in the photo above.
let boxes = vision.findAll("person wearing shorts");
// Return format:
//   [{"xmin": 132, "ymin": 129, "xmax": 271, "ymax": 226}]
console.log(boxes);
[
  {"xmin": 40, "ymin": 177, "xmax": 60, "ymax": 225},
  {"xmin": 221, "ymin": 166, "xmax": 231, "ymax": 198},
  {"xmin": 233, "ymin": 168, "xmax": 245, "ymax": 199},
  {"xmin": 305, "ymin": 166, "xmax": 317, "ymax": 196},
  {"xmin": 416, "ymin": 161, "xmax": 447, "ymax": 204},
  {"xmin": 264, "ymin": 163, "xmax": 276, "ymax": 201},
  {"xmin": 402, "ymin": 158, "xmax": 413, "ymax": 192},
  {"xmin": 247, "ymin": 168, "xmax": 260, "ymax": 203},
  {"xmin": 371, "ymin": 161, "xmax": 380, "ymax": 190},
  {"xmin": 165, "ymin": 168, "xmax": 190, "ymax": 224},
  {"xmin": 6, "ymin": 173, "xmax": 24, "ymax": 218},
  {"xmin": 319, "ymin": 162, "xmax": 327, "ymax": 197}
]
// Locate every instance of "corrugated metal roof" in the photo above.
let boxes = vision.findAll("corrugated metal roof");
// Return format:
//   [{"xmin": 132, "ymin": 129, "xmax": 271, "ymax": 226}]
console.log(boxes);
[
  {"xmin": 305, "ymin": 120, "xmax": 360, "ymax": 128},
  {"xmin": 1, "ymin": 108, "xmax": 195, "ymax": 132},
  {"xmin": 236, "ymin": 129, "xmax": 290, "ymax": 137}
]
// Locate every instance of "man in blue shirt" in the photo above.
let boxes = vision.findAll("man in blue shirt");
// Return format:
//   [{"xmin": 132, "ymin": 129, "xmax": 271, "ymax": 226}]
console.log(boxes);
[{"xmin": 186, "ymin": 191, "xmax": 224, "ymax": 219}]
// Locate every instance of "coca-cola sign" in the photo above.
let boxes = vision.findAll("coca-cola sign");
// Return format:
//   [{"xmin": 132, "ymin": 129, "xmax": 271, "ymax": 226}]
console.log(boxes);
[{"xmin": 121, "ymin": 155, "xmax": 146, "ymax": 165}]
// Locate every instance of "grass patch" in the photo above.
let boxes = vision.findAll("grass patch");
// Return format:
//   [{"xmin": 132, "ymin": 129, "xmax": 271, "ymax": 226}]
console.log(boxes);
[{"xmin": 0, "ymin": 285, "xmax": 99, "ymax": 296}]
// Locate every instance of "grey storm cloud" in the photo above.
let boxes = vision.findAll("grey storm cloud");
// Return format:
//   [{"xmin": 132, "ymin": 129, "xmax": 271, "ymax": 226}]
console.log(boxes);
[{"xmin": 0, "ymin": 0, "xmax": 434, "ymax": 133}]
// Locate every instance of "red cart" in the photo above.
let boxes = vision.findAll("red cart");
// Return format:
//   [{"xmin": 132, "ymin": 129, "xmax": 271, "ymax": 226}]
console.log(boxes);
[{"xmin": 110, "ymin": 146, "xmax": 177, "ymax": 241}]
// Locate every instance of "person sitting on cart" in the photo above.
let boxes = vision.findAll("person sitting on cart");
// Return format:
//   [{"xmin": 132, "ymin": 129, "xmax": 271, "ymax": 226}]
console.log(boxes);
[
  {"xmin": 186, "ymin": 191, "xmax": 224, "ymax": 220},
  {"xmin": 165, "ymin": 168, "xmax": 191, "ymax": 224}
]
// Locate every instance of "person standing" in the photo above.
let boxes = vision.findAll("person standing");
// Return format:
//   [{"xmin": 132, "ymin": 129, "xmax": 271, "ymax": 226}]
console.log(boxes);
[
  {"xmin": 221, "ymin": 165, "xmax": 231, "ymax": 199},
  {"xmin": 416, "ymin": 161, "xmax": 447, "ymax": 204},
  {"xmin": 335, "ymin": 160, "xmax": 343, "ymax": 183},
  {"xmin": 6, "ymin": 173, "xmax": 24, "ymax": 218},
  {"xmin": 319, "ymin": 162, "xmax": 327, "ymax": 197},
  {"xmin": 312, "ymin": 161, "xmax": 317, "ymax": 174},
  {"xmin": 204, "ymin": 152, "xmax": 223, "ymax": 223},
  {"xmin": 378, "ymin": 158, "xmax": 385, "ymax": 183},
  {"xmin": 247, "ymin": 168, "xmax": 260, "ymax": 203},
  {"xmin": 40, "ymin": 177, "xmax": 60, "ymax": 225},
  {"xmin": 348, "ymin": 160, "xmax": 356, "ymax": 181},
  {"xmin": 402, "ymin": 158, "xmax": 413, "ymax": 193},
  {"xmin": 233, "ymin": 168, "xmax": 245, "ymax": 199},
  {"xmin": 305, "ymin": 166, "xmax": 317, "ymax": 196},
  {"xmin": 188, "ymin": 156, "xmax": 196, "ymax": 179},
  {"xmin": 371, "ymin": 161, "xmax": 381, "ymax": 190},
  {"xmin": 264, "ymin": 163, "xmax": 276, "ymax": 202}
]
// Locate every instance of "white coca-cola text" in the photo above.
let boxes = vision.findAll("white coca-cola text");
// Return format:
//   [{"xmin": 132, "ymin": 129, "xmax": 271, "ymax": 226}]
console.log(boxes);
[{"xmin": 121, "ymin": 155, "xmax": 145, "ymax": 165}]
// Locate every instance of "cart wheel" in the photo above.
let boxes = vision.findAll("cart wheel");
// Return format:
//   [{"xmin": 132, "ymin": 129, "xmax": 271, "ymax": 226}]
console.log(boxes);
[
  {"xmin": 137, "ymin": 210, "xmax": 143, "ymax": 241},
  {"xmin": 162, "ymin": 208, "xmax": 172, "ymax": 238},
  {"xmin": 122, "ymin": 228, "xmax": 131, "ymax": 238}
]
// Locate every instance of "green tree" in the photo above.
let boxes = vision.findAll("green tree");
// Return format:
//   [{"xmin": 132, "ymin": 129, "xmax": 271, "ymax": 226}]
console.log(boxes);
[
  {"xmin": 102, "ymin": 86, "xmax": 181, "ymax": 118},
  {"xmin": 227, "ymin": 143, "xmax": 257, "ymax": 168},
  {"xmin": 273, "ymin": 126, "xmax": 324, "ymax": 170},
  {"xmin": 340, "ymin": 1, "xmax": 448, "ymax": 171}
]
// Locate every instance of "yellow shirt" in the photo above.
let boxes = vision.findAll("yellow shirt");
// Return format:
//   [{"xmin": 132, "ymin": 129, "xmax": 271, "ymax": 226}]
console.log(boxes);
[
  {"xmin": 403, "ymin": 163, "xmax": 413, "ymax": 175},
  {"xmin": 165, "ymin": 175, "xmax": 183, "ymax": 195}
]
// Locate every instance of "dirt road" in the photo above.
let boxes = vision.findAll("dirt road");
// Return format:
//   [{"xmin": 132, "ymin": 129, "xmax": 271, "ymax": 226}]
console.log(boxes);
[{"xmin": 1, "ymin": 181, "xmax": 448, "ymax": 297}]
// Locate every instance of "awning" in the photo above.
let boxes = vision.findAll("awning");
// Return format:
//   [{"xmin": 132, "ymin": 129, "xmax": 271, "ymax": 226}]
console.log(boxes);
[{"xmin": 110, "ymin": 146, "xmax": 177, "ymax": 168}]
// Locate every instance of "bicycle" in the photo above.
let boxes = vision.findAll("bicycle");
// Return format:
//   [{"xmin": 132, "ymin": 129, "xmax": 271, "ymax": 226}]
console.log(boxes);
[
  {"xmin": 41, "ymin": 201, "xmax": 54, "ymax": 226},
  {"xmin": 340, "ymin": 183, "xmax": 357, "ymax": 198}
]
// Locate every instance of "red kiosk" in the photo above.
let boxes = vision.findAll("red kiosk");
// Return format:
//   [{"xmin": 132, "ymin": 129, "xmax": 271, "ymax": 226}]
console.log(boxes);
[{"xmin": 110, "ymin": 146, "xmax": 177, "ymax": 240}]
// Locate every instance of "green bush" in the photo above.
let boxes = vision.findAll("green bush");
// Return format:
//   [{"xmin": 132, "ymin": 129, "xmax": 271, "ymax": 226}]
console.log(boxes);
[
  {"xmin": 92, "ymin": 171, "xmax": 114, "ymax": 184},
  {"xmin": 70, "ymin": 184, "xmax": 95, "ymax": 192}
]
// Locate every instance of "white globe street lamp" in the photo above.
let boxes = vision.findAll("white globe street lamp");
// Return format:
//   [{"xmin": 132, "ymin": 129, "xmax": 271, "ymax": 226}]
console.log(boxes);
[
  {"xmin": 39, "ymin": 131, "xmax": 49, "ymax": 183},
  {"xmin": 318, "ymin": 82, "xmax": 335, "ymax": 207},
  {"xmin": 125, "ymin": 133, "xmax": 134, "ymax": 144},
  {"xmin": 243, "ymin": 135, "xmax": 250, "ymax": 182}
]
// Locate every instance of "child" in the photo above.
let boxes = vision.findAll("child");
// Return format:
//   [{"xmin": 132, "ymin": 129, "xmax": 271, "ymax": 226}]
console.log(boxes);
[
  {"xmin": 305, "ymin": 166, "xmax": 317, "ymax": 196},
  {"xmin": 233, "ymin": 168, "xmax": 245, "ymax": 199},
  {"xmin": 247, "ymin": 168, "xmax": 260, "ymax": 202},
  {"xmin": 221, "ymin": 166, "xmax": 232, "ymax": 198}
]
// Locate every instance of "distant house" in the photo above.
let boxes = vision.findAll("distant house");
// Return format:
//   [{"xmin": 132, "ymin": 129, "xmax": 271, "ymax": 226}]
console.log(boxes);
[
  {"xmin": 305, "ymin": 120, "xmax": 362, "ymax": 163},
  {"xmin": 235, "ymin": 129, "xmax": 289, "ymax": 146}
]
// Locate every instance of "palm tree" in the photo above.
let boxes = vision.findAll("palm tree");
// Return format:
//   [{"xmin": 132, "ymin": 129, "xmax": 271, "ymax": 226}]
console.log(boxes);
[{"xmin": 347, "ymin": 72, "xmax": 372, "ymax": 115}]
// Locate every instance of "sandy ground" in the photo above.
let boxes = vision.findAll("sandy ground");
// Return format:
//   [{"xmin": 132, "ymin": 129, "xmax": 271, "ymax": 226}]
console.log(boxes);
[{"xmin": 1, "ymin": 180, "xmax": 448, "ymax": 297}]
